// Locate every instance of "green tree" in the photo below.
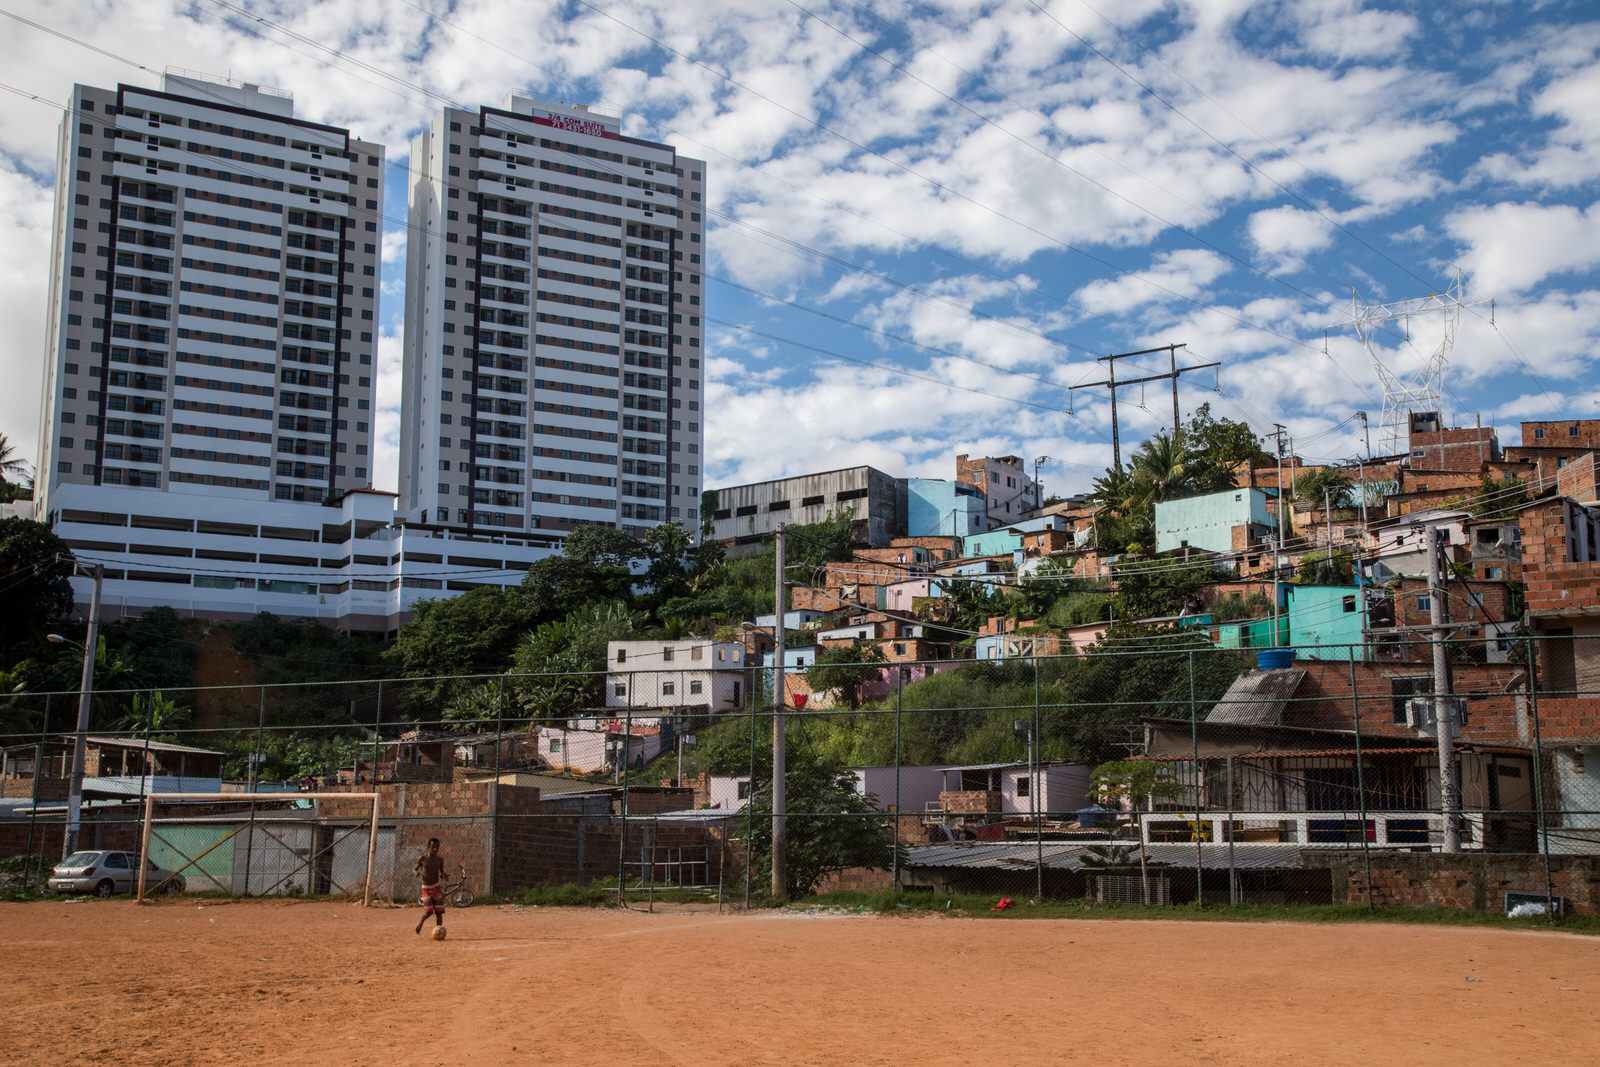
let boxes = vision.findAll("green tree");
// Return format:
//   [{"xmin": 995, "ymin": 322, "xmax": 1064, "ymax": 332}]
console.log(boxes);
[
  {"xmin": 1184, "ymin": 403, "xmax": 1269, "ymax": 487},
  {"xmin": 736, "ymin": 753, "xmax": 902, "ymax": 898},
  {"xmin": 521, "ymin": 524, "xmax": 642, "ymax": 624},
  {"xmin": 1088, "ymin": 758, "xmax": 1186, "ymax": 904},
  {"xmin": 1471, "ymin": 471, "xmax": 1528, "ymax": 519},
  {"xmin": 387, "ymin": 587, "xmax": 532, "ymax": 709},
  {"xmin": 1110, "ymin": 557, "xmax": 1227, "ymax": 620},
  {"xmin": 1293, "ymin": 468, "xmax": 1355, "ymax": 509},
  {"xmin": 806, "ymin": 643, "xmax": 885, "ymax": 709},
  {"xmin": 1128, "ymin": 430, "xmax": 1197, "ymax": 509},
  {"xmin": 0, "ymin": 518, "xmax": 74, "ymax": 650},
  {"xmin": 0, "ymin": 434, "xmax": 31, "ymax": 503},
  {"xmin": 639, "ymin": 521, "xmax": 693, "ymax": 614},
  {"xmin": 786, "ymin": 511, "xmax": 857, "ymax": 567},
  {"xmin": 510, "ymin": 600, "xmax": 643, "ymax": 718}
]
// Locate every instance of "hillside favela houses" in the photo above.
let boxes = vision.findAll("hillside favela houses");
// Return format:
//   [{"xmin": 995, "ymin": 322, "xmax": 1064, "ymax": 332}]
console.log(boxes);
[{"xmin": 9, "ymin": 79, "xmax": 1600, "ymax": 915}]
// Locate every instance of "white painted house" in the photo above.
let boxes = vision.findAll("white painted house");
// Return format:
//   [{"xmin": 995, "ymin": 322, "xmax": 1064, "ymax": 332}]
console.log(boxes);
[{"xmin": 605, "ymin": 639, "xmax": 748, "ymax": 712}]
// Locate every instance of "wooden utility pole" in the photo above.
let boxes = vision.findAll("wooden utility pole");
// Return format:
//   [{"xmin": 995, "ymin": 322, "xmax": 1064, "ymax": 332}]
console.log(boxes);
[{"xmin": 1069, "ymin": 345, "xmax": 1218, "ymax": 469}]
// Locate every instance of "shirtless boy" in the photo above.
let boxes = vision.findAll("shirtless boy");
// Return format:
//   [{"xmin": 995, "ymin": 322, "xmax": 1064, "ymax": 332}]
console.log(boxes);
[{"xmin": 414, "ymin": 837, "xmax": 447, "ymax": 935}]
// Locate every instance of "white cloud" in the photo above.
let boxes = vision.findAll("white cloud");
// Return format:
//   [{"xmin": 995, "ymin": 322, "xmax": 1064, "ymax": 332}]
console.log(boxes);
[
  {"xmin": 1447, "ymin": 200, "xmax": 1600, "ymax": 295},
  {"xmin": 1074, "ymin": 250, "xmax": 1232, "ymax": 316}
]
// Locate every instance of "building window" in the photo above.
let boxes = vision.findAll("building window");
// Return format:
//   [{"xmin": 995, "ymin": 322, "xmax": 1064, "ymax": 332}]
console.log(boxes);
[
  {"xmin": 662, "ymin": 647, "xmax": 674, "ymax": 662},
  {"xmin": 616, "ymin": 648, "xmax": 626, "ymax": 663},
  {"xmin": 662, "ymin": 681, "xmax": 675, "ymax": 696},
  {"xmin": 1534, "ymin": 428, "xmax": 1545, "ymax": 439},
  {"xmin": 613, "ymin": 683, "xmax": 626, "ymax": 697},
  {"xmin": 1416, "ymin": 595, "xmax": 1431, "ymax": 611},
  {"xmin": 689, "ymin": 680, "xmax": 703, "ymax": 694},
  {"xmin": 737, "ymin": 780, "xmax": 751, "ymax": 800},
  {"xmin": 1016, "ymin": 776, "xmax": 1030, "ymax": 797},
  {"xmin": 548, "ymin": 737, "xmax": 561, "ymax": 752}
]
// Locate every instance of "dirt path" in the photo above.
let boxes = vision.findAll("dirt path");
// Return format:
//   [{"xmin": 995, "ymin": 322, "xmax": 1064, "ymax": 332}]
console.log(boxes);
[{"xmin": 11, "ymin": 900, "xmax": 1599, "ymax": 1065}]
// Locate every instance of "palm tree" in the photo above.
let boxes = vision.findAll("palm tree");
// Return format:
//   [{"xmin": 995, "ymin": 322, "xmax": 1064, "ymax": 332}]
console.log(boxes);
[
  {"xmin": 0, "ymin": 434, "xmax": 29, "ymax": 483},
  {"xmin": 1127, "ymin": 430, "xmax": 1196, "ymax": 509}
]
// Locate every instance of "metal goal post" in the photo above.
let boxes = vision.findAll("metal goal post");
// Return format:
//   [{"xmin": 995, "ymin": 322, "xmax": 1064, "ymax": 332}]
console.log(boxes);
[{"xmin": 136, "ymin": 792, "xmax": 381, "ymax": 906}]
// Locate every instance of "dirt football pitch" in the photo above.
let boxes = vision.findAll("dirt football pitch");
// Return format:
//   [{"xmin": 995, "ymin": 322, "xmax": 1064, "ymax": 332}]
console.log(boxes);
[{"xmin": 12, "ymin": 899, "xmax": 1600, "ymax": 1064}]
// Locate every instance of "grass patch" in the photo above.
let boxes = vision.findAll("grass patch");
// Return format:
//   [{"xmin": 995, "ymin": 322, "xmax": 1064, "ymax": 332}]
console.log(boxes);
[
  {"xmin": 793, "ymin": 890, "xmax": 1600, "ymax": 934},
  {"xmin": 478, "ymin": 881, "xmax": 725, "ymax": 908}
]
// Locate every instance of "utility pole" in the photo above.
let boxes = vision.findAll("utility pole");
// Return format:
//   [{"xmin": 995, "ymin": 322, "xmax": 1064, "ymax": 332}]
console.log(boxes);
[
  {"xmin": 1032, "ymin": 456, "xmax": 1048, "ymax": 514},
  {"xmin": 1267, "ymin": 425, "xmax": 1287, "ymax": 648},
  {"xmin": 771, "ymin": 523, "xmax": 788, "ymax": 899},
  {"xmin": 64, "ymin": 563, "xmax": 104, "ymax": 858},
  {"xmin": 1424, "ymin": 525, "xmax": 1461, "ymax": 852},
  {"xmin": 1069, "ymin": 345, "xmax": 1218, "ymax": 469}
]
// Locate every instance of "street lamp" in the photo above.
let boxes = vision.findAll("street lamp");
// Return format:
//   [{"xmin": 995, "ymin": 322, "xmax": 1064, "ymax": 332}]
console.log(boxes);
[{"xmin": 49, "ymin": 559, "xmax": 104, "ymax": 859}]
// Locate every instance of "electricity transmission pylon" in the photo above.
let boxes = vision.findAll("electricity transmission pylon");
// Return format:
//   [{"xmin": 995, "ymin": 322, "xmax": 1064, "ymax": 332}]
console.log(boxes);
[{"xmin": 1326, "ymin": 271, "xmax": 1489, "ymax": 455}]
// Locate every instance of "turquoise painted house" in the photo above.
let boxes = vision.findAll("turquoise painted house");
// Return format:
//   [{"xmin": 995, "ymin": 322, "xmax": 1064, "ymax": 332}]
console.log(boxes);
[
  {"xmin": 1285, "ymin": 584, "xmax": 1365, "ymax": 661},
  {"xmin": 963, "ymin": 528, "xmax": 1023, "ymax": 557},
  {"xmin": 1155, "ymin": 487, "xmax": 1279, "ymax": 556}
]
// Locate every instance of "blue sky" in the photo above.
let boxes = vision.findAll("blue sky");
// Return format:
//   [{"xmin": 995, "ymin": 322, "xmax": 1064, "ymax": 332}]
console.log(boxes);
[{"xmin": 2, "ymin": 0, "xmax": 1598, "ymax": 500}]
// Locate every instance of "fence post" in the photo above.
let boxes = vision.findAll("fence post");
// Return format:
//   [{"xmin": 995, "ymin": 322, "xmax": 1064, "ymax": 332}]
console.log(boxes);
[
  {"xmin": 744, "ymin": 678, "xmax": 757, "ymax": 910},
  {"xmin": 893, "ymin": 664, "xmax": 902, "ymax": 892},
  {"xmin": 243, "ymin": 685, "xmax": 265, "ymax": 895},
  {"xmin": 1034, "ymin": 654, "xmax": 1043, "ymax": 901},
  {"xmin": 1525, "ymin": 636, "xmax": 1556, "ymax": 923},
  {"xmin": 1190, "ymin": 650, "xmax": 1203, "ymax": 908},
  {"xmin": 492, "ymin": 674, "xmax": 506, "ymax": 895},
  {"xmin": 372, "ymin": 680, "xmax": 384, "ymax": 786},
  {"xmin": 617, "ymin": 697, "xmax": 632, "ymax": 906},
  {"xmin": 1349, "ymin": 656, "xmax": 1373, "ymax": 909},
  {"xmin": 22, "ymin": 694, "xmax": 50, "ymax": 888}
]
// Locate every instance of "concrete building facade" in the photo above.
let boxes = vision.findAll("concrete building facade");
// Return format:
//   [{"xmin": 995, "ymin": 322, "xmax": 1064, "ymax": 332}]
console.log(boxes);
[
  {"xmin": 905, "ymin": 477, "xmax": 985, "ymax": 538},
  {"xmin": 36, "ymin": 74, "xmax": 384, "ymax": 516},
  {"xmin": 399, "ymin": 94, "xmax": 706, "ymax": 540},
  {"xmin": 706, "ymin": 465, "xmax": 903, "ymax": 555},
  {"xmin": 955, "ymin": 454, "xmax": 1040, "ymax": 529}
]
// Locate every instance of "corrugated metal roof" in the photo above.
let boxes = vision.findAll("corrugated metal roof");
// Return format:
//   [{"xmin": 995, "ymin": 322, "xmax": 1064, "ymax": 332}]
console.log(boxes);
[
  {"xmin": 80, "ymin": 736, "xmax": 222, "ymax": 756},
  {"xmin": 1206, "ymin": 669, "xmax": 1306, "ymax": 725},
  {"xmin": 903, "ymin": 840, "xmax": 1379, "ymax": 872}
]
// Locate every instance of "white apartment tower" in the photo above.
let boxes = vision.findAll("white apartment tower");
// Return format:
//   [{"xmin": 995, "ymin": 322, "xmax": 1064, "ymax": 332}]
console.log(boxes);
[
  {"xmin": 36, "ymin": 74, "xmax": 384, "ymax": 516},
  {"xmin": 400, "ymin": 95, "xmax": 706, "ymax": 540}
]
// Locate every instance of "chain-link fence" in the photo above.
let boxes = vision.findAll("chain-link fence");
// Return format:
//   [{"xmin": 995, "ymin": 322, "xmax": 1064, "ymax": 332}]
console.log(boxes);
[{"xmin": 2, "ymin": 633, "xmax": 1596, "ymax": 916}]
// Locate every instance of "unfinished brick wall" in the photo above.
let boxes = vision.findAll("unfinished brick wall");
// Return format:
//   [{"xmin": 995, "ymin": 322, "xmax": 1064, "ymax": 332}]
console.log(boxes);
[
  {"xmin": 1302, "ymin": 850, "xmax": 1600, "ymax": 916},
  {"xmin": 940, "ymin": 790, "xmax": 1001, "ymax": 815},
  {"xmin": 1286, "ymin": 660, "xmax": 1528, "ymax": 745}
]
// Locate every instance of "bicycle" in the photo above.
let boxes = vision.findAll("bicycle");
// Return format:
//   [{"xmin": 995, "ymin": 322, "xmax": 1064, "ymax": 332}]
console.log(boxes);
[{"xmin": 440, "ymin": 863, "xmax": 475, "ymax": 908}]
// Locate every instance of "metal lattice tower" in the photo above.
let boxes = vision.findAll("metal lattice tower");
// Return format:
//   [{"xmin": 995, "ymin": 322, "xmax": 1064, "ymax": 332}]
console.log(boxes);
[{"xmin": 1327, "ymin": 272, "xmax": 1488, "ymax": 454}]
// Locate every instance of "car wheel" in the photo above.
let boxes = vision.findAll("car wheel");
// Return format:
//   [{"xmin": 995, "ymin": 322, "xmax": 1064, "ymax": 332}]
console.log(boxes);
[
  {"xmin": 95, "ymin": 879, "xmax": 115, "ymax": 898},
  {"xmin": 162, "ymin": 879, "xmax": 182, "ymax": 897}
]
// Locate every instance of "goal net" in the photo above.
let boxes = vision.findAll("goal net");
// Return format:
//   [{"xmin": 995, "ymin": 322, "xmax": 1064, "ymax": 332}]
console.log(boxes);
[{"xmin": 135, "ymin": 792, "xmax": 384, "ymax": 905}]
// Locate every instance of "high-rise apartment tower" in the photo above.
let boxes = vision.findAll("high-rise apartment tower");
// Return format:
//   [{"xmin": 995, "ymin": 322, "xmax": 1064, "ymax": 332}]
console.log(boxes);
[
  {"xmin": 36, "ymin": 74, "xmax": 384, "ymax": 516},
  {"xmin": 400, "ymin": 95, "xmax": 705, "ymax": 540}
]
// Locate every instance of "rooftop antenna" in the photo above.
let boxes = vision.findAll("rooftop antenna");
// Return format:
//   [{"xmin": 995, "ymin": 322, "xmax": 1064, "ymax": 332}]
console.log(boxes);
[{"xmin": 1325, "ymin": 269, "xmax": 1488, "ymax": 455}]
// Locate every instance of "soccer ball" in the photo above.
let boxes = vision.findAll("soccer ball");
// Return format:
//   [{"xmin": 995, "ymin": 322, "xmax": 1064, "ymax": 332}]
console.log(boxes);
[{"xmin": 432, "ymin": 925, "xmax": 447, "ymax": 941}]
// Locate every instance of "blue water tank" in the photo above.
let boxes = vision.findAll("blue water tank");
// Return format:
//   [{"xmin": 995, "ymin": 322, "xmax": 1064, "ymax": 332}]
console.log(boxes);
[
  {"xmin": 1257, "ymin": 648, "xmax": 1297, "ymax": 670},
  {"xmin": 1077, "ymin": 806, "xmax": 1112, "ymax": 829}
]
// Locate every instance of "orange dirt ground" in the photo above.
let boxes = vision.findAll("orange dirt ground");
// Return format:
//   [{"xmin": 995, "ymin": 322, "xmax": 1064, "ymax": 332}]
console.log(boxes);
[{"xmin": 12, "ymin": 899, "xmax": 1600, "ymax": 1065}]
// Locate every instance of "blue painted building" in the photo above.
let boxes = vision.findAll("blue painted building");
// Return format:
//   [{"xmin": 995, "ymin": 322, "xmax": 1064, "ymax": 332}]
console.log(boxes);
[
  {"xmin": 963, "ymin": 528, "xmax": 1023, "ymax": 558},
  {"xmin": 906, "ymin": 478, "xmax": 986, "ymax": 538},
  {"xmin": 1155, "ymin": 487, "xmax": 1279, "ymax": 556},
  {"xmin": 1285, "ymin": 584, "xmax": 1365, "ymax": 661}
]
